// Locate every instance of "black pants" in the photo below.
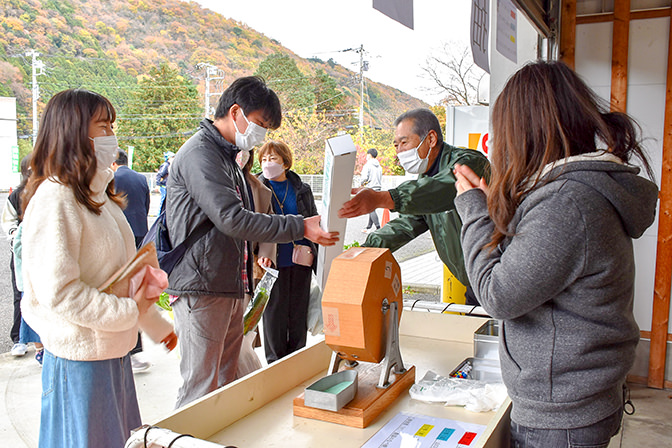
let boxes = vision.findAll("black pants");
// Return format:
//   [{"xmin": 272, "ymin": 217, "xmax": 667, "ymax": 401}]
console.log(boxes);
[
  {"xmin": 130, "ymin": 332, "xmax": 143, "ymax": 355},
  {"xmin": 263, "ymin": 265, "xmax": 312, "ymax": 364},
  {"xmin": 130, "ymin": 234, "xmax": 146, "ymax": 356},
  {"xmin": 10, "ymin": 255, "xmax": 21, "ymax": 344},
  {"xmin": 465, "ymin": 286, "xmax": 480, "ymax": 306}
]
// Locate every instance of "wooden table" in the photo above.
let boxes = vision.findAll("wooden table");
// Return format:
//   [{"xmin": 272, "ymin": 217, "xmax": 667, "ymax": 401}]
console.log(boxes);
[{"xmin": 151, "ymin": 311, "xmax": 511, "ymax": 448}]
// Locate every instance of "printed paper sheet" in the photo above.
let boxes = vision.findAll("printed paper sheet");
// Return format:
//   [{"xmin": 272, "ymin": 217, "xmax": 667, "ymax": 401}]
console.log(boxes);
[{"xmin": 361, "ymin": 412, "xmax": 486, "ymax": 448}]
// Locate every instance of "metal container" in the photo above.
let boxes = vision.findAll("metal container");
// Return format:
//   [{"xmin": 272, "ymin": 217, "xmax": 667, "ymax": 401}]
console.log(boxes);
[
  {"xmin": 304, "ymin": 370, "xmax": 358, "ymax": 412},
  {"xmin": 474, "ymin": 319, "xmax": 500, "ymax": 360},
  {"xmin": 450, "ymin": 357, "xmax": 503, "ymax": 383}
]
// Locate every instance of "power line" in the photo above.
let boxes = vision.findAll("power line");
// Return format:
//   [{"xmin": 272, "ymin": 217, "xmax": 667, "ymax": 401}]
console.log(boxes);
[
  {"xmin": 283, "ymin": 92, "xmax": 345, "ymax": 114},
  {"xmin": 35, "ymin": 82, "xmax": 196, "ymax": 90},
  {"xmin": 18, "ymin": 131, "xmax": 198, "ymax": 140},
  {"xmin": 17, "ymin": 113, "xmax": 202, "ymax": 120},
  {"xmin": 118, "ymin": 130, "xmax": 198, "ymax": 140},
  {"xmin": 117, "ymin": 116, "xmax": 202, "ymax": 121}
]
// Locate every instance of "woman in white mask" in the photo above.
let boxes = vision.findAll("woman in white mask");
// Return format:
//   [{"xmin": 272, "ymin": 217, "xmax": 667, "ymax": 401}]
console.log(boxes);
[
  {"xmin": 20, "ymin": 89, "xmax": 177, "ymax": 448},
  {"xmin": 235, "ymin": 148, "xmax": 276, "ymax": 378},
  {"xmin": 257, "ymin": 140, "xmax": 318, "ymax": 364}
]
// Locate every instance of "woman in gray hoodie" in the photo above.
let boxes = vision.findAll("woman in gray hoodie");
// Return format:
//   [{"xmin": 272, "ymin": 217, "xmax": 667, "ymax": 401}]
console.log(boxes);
[{"xmin": 453, "ymin": 61, "xmax": 658, "ymax": 447}]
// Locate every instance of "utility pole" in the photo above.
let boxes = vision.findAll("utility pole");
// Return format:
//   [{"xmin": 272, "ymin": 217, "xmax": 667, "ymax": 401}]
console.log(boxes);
[
  {"xmin": 26, "ymin": 49, "xmax": 44, "ymax": 146},
  {"xmin": 341, "ymin": 45, "xmax": 368, "ymax": 135},
  {"xmin": 358, "ymin": 44, "xmax": 364, "ymax": 134},
  {"xmin": 196, "ymin": 63, "xmax": 225, "ymax": 119}
]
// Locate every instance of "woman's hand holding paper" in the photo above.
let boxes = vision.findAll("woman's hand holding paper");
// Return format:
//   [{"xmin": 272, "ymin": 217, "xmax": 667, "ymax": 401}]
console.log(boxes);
[{"xmin": 130, "ymin": 265, "xmax": 169, "ymax": 314}]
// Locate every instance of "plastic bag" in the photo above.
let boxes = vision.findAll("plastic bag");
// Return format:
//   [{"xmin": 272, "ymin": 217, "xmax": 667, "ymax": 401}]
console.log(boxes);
[
  {"xmin": 409, "ymin": 370, "xmax": 508, "ymax": 413},
  {"xmin": 306, "ymin": 274, "xmax": 323, "ymax": 336},
  {"xmin": 236, "ymin": 330, "xmax": 262, "ymax": 378},
  {"xmin": 243, "ymin": 267, "xmax": 278, "ymax": 335}
]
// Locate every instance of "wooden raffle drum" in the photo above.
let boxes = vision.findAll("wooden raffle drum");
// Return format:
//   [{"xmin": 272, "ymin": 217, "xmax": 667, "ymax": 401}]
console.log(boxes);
[{"xmin": 293, "ymin": 248, "xmax": 416, "ymax": 428}]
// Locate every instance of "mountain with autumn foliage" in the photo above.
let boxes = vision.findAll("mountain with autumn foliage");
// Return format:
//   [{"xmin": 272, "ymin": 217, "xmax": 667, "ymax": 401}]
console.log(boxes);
[{"xmin": 0, "ymin": 0, "xmax": 427, "ymax": 143}]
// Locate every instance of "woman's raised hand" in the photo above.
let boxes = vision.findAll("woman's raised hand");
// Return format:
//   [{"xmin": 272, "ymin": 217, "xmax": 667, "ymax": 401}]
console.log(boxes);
[{"xmin": 454, "ymin": 164, "xmax": 488, "ymax": 196}]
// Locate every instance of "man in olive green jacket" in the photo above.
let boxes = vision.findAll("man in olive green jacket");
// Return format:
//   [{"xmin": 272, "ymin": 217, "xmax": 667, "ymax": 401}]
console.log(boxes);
[{"xmin": 339, "ymin": 108, "xmax": 489, "ymax": 293}]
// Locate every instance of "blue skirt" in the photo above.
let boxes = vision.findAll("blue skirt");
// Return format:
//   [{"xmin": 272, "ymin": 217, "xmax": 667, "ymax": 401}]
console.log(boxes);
[
  {"xmin": 19, "ymin": 317, "xmax": 41, "ymax": 344},
  {"xmin": 39, "ymin": 351, "xmax": 141, "ymax": 448}
]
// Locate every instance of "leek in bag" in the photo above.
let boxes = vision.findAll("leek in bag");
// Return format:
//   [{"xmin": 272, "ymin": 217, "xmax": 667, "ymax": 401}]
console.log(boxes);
[
  {"xmin": 243, "ymin": 267, "xmax": 279, "ymax": 335},
  {"xmin": 306, "ymin": 273, "xmax": 323, "ymax": 336}
]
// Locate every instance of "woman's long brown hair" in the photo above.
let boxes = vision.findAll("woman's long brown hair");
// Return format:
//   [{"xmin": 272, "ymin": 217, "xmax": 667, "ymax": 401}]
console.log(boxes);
[
  {"xmin": 21, "ymin": 89, "xmax": 124, "ymax": 215},
  {"xmin": 487, "ymin": 60, "xmax": 653, "ymax": 249}
]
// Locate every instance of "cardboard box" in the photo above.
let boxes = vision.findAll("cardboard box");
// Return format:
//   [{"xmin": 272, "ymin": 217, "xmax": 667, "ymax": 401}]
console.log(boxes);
[{"xmin": 316, "ymin": 134, "xmax": 357, "ymax": 289}]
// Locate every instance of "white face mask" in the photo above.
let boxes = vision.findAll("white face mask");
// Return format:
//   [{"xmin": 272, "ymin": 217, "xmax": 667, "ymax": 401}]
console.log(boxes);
[
  {"xmin": 90, "ymin": 135, "xmax": 119, "ymax": 170},
  {"xmin": 397, "ymin": 133, "xmax": 430, "ymax": 174},
  {"xmin": 262, "ymin": 161, "xmax": 285, "ymax": 180},
  {"xmin": 235, "ymin": 150, "xmax": 250, "ymax": 169},
  {"xmin": 233, "ymin": 108, "xmax": 267, "ymax": 151}
]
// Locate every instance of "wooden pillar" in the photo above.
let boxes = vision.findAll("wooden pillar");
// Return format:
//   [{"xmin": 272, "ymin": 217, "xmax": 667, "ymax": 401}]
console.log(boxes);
[
  {"xmin": 648, "ymin": 7, "xmax": 672, "ymax": 390},
  {"xmin": 559, "ymin": 0, "xmax": 576, "ymax": 69},
  {"xmin": 610, "ymin": 0, "xmax": 630, "ymax": 112}
]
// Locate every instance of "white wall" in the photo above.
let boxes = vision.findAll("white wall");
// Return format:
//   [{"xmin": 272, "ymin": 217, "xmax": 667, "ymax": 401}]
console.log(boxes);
[
  {"xmin": 575, "ymin": 17, "xmax": 670, "ymax": 379},
  {"xmin": 0, "ymin": 97, "xmax": 20, "ymax": 190},
  {"xmin": 488, "ymin": 2, "xmax": 541, "ymax": 112},
  {"xmin": 576, "ymin": 18, "xmax": 667, "ymax": 332}
]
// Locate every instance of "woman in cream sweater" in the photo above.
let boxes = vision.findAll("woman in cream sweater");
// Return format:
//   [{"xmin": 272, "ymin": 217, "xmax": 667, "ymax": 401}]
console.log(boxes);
[{"xmin": 21, "ymin": 89, "xmax": 176, "ymax": 448}]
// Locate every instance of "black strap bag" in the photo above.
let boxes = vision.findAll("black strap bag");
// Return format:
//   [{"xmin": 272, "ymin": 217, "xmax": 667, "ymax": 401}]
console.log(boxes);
[{"xmin": 141, "ymin": 201, "xmax": 213, "ymax": 275}]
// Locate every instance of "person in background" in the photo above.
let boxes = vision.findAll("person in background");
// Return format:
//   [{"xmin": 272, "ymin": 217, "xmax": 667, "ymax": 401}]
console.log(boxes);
[
  {"xmin": 13, "ymin": 218, "xmax": 45, "ymax": 365},
  {"xmin": 166, "ymin": 76, "xmax": 338, "ymax": 408},
  {"xmin": 454, "ymin": 61, "xmax": 658, "ymax": 448},
  {"xmin": 156, "ymin": 151, "xmax": 174, "ymax": 211},
  {"xmin": 235, "ymin": 148, "xmax": 276, "ymax": 378},
  {"xmin": 236, "ymin": 148, "xmax": 277, "ymax": 280},
  {"xmin": 20, "ymin": 89, "xmax": 177, "ymax": 448},
  {"xmin": 359, "ymin": 148, "xmax": 383, "ymax": 234},
  {"xmin": 339, "ymin": 108, "xmax": 489, "ymax": 305},
  {"xmin": 113, "ymin": 149, "xmax": 150, "ymax": 247},
  {"xmin": 257, "ymin": 140, "xmax": 317, "ymax": 364},
  {"xmin": 1, "ymin": 154, "xmax": 34, "ymax": 358},
  {"xmin": 112, "ymin": 148, "xmax": 152, "ymax": 373}
]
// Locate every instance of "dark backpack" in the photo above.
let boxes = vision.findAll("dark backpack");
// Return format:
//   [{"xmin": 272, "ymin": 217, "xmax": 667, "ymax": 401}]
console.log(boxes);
[{"xmin": 141, "ymin": 201, "xmax": 213, "ymax": 275}]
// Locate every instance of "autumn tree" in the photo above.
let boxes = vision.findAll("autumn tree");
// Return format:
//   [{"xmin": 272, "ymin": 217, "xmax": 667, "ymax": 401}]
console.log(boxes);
[
  {"xmin": 312, "ymin": 68, "xmax": 343, "ymax": 112},
  {"xmin": 117, "ymin": 63, "xmax": 201, "ymax": 171},
  {"xmin": 421, "ymin": 42, "xmax": 486, "ymax": 106},
  {"xmin": 430, "ymin": 105, "xmax": 446, "ymax": 134},
  {"xmin": 256, "ymin": 55, "xmax": 357, "ymax": 173},
  {"xmin": 255, "ymin": 53, "xmax": 315, "ymax": 112},
  {"xmin": 350, "ymin": 125, "xmax": 402, "ymax": 176},
  {"xmin": 42, "ymin": 55, "xmax": 136, "ymax": 110},
  {"xmin": 268, "ymin": 110, "xmax": 340, "ymax": 174}
]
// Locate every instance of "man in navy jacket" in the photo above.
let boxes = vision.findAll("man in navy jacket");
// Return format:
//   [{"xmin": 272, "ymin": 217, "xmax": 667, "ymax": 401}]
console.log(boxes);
[
  {"xmin": 113, "ymin": 149, "xmax": 150, "ymax": 247},
  {"xmin": 112, "ymin": 148, "xmax": 153, "ymax": 372}
]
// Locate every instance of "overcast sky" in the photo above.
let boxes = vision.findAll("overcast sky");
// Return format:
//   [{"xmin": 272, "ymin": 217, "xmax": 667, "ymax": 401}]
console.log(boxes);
[{"xmin": 192, "ymin": 0, "xmax": 473, "ymax": 104}]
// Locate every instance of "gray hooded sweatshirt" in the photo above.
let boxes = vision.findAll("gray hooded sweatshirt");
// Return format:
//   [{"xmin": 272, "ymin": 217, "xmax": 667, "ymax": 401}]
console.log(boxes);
[
  {"xmin": 455, "ymin": 154, "xmax": 658, "ymax": 429},
  {"xmin": 361, "ymin": 157, "xmax": 382, "ymax": 191}
]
